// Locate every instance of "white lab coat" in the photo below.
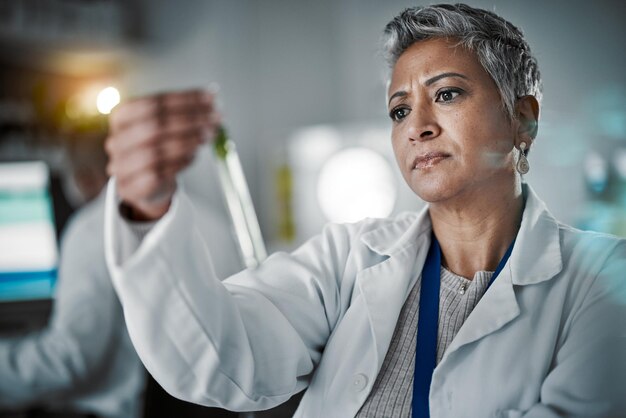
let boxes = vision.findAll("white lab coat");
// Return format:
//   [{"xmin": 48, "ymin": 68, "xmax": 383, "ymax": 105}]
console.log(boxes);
[
  {"xmin": 105, "ymin": 181, "xmax": 626, "ymax": 418},
  {"xmin": 0, "ymin": 191, "xmax": 145, "ymax": 418}
]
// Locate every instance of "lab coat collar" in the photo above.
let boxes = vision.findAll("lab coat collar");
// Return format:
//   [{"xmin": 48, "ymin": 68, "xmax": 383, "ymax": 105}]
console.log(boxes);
[
  {"xmin": 356, "ymin": 203, "xmax": 430, "ymax": 369},
  {"xmin": 509, "ymin": 183, "xmax": 563, "ymax": 286},
  {"xmin": 360, "ymin": 205, "xmax": 431, "ymax": 256},
  {"xmin": 360, "ymin": 183, "xmax": 563, "ymax": 287},
  {"xmin": 356, "ymin": 220, "xmax": 430, "ymax": 371}
]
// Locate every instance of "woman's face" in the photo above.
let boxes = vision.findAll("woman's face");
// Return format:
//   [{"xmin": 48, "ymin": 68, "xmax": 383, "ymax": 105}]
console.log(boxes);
[{"xmin": 388, "ymin": 37, "xmax": 518, "ymax": 204}]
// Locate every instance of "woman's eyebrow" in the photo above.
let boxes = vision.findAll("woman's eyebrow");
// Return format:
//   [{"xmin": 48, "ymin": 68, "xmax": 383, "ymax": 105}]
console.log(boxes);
[
  {"xmin": 388, "ymin": 91, "xmax": 408, "ymax": 106},
  {"xmin": 424, "ymin": 72, "xmax": 468, "ymax": 86},
  {"xmin": 388, "ymin": 72, "xmax": 469, "ymax": 106}
]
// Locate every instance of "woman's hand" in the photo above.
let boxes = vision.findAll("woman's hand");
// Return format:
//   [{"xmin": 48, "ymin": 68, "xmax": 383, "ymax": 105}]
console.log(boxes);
[{"xmin": 105, "ymin": 88, "xmax": 220, "ymax": 221}]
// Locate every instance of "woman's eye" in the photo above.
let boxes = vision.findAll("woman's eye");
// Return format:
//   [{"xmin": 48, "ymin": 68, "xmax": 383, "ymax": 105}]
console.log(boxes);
[
  {"xmin": 389, "ymin": 107, "xmax": 410, "ymax": 122},
  {"xmin": 435, "ymin": 89, "xmax": 461, "ymax": 103}
]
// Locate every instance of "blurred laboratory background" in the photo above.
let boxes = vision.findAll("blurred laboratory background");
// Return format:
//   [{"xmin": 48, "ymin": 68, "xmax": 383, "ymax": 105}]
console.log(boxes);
[
  {"xmin": 0, "ymin": 0, "xmax": 624, "ymax": 417},
  {"xmin": 2, "ymin": 0, "xmax": 626, "ymax": 249}
]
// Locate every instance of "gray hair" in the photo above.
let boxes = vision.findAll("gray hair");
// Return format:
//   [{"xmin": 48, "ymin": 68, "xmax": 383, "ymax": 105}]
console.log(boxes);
[{"xmin": 382, "ymin": 3, "xmax": 542, "ymax": 119}]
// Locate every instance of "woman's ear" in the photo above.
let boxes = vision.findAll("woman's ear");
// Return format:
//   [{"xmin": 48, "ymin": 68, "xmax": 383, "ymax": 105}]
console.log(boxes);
[{"xmin": 515, "ymin": 95, "xmax": 540, "ymax": 146}]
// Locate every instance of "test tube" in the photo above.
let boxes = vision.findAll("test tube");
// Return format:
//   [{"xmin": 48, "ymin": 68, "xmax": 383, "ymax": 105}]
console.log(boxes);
[{"xmin": 213, "ymin": 126, "xmax": 267, "ymax": 269}]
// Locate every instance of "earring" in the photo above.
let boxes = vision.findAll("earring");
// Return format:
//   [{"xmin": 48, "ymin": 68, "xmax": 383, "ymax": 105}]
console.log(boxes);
[{"xmin": 516, "ymin": 141, "xmax": 530, "ymax": 174}]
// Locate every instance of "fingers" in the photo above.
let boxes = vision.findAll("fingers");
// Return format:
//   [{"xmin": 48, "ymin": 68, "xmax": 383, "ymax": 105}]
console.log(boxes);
[
  {"xmin": 105, "ymin": 88, "xmax": 220, "ymax": 219},
  {"xmin": 106, "ymin": 113, "xmax": 216, "ymax": 158},
  {"xmin": 109, "ymin": 88, "xmax": 216, "ymax": 135},
  {"xmin": 107, "ymin": 126, "xmax": 203, "ymax": 180},
  {"xmin": 116, "ymin": 163, "xmax": 184, "ymax": 207}
]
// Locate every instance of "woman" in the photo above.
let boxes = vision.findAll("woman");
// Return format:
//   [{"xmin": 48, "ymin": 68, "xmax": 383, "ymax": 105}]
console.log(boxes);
[{"xmin": 104, "ymin": 4, "xmax": 625, "ymax": 418}]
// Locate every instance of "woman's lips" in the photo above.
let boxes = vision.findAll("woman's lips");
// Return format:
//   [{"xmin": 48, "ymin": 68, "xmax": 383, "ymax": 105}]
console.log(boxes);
[{"xmin": 412, "ymin": 152, "xmax": 451, "ymax": 169}]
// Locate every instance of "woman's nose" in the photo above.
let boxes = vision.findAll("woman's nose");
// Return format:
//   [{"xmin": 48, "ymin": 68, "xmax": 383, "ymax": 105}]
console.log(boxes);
[{"xmin": 407, "ymin": 108, "xmax": 440, "ymax": 142}]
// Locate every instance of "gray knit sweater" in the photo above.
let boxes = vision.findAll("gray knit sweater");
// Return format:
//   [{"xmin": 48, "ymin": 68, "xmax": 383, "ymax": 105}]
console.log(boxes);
[{"xmin": 356, "ymin": 267, "xmax": 494, "ymax": 417}]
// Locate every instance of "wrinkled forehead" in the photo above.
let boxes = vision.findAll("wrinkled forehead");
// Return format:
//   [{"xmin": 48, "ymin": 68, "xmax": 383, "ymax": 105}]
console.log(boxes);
[{"xmin": 386, "ymin": 38, "xmax": 485, "ymax": 96}]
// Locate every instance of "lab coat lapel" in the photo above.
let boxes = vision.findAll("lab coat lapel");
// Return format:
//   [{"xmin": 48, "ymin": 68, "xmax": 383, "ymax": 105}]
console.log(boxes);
[
  {"xmin": 440, "ymin": 264, "xmax": 519, "ymax": 361},
  {"xmin": 440, "ymin": 184, "xmax": 563, "ymax": 361},
  {"xmin": 358, "ymin": 208, "xmax": 431, "ymax": 369}
]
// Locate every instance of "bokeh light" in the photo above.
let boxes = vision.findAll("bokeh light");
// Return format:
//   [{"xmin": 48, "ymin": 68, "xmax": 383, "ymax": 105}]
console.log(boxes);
[
  {"xmin": 317, "ymin": 147, "xmax": 396, "ymax": 223},
  {"xmin": 584, "ymin": 151, "xmax": 609, "ymax": 194},
  {"xmin": 96, "ymin": 86, "xmax": 120, "ymax": 115}
]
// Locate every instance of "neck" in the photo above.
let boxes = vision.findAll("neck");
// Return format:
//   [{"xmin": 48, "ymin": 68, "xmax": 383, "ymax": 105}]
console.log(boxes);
[{"xmin": 429, "ymin": 178, "xmax": 523, "ymax": 280}]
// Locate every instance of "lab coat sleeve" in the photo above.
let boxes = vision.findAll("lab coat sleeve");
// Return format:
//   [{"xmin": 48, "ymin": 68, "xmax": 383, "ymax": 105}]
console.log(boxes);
[
  {"xmin": 518, "ymin": 240, "xmax": 626, "ymax": 418},
  {"xmin": 104, "ymin": 179, "xmax": 352, "ymax": 411},
  {"xmin": 0, "ymin": 211, "xmax": 120, "ymax": 406}
]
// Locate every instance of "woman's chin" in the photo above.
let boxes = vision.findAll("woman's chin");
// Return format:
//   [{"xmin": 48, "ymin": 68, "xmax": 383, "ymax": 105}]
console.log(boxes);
[
  {"xmin": 409, "ymin": 179, "xmax": 456, "ymax": 204},
  {"xmin": 414, "ymin": 189, "xmax": 452, "ymax": 203}
]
